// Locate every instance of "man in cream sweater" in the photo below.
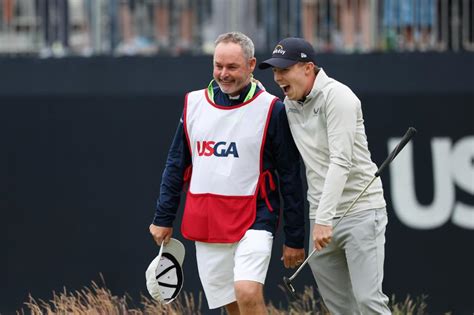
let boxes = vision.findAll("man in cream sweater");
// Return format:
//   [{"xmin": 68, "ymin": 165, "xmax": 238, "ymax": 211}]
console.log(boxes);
[{"xmin": 259, "ymin": 37, "xmax": 391, "ymax": 315}]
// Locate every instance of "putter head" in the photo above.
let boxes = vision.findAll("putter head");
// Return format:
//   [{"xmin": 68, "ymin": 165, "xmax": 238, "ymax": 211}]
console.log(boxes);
[{"xmin": 282, "ymin": 276, "xmax": 297, "ymax": 300}]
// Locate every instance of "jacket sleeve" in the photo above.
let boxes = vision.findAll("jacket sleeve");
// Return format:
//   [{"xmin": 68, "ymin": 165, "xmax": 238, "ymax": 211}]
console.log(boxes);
[
  {"xmin": 152, "ymin": 113, "xmax": 191, "ymax": 227},
  {"xmin": 268, "ymin": 100, "xmax": 305, "ymax": 248},
  {"xmin": 315, "ymin": 85, "xmax": 357, "ymax": 225}
]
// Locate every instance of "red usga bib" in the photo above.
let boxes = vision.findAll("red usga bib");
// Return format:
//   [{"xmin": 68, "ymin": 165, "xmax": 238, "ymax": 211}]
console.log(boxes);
[{"xmin": 181, "ymin": 88, "xmax": 277, "ymax": 243}]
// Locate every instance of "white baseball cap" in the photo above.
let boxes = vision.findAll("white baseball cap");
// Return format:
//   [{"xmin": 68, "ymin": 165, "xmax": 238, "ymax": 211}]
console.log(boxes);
[{"xmin": 145, "ymin": 238, "xmax": 185, "ymax": 303}]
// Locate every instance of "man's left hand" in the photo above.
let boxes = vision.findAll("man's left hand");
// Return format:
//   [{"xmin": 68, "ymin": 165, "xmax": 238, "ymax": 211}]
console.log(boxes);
[{"xmin": 282, "ymin": 245, "xmax": 305, "ymax": 269}]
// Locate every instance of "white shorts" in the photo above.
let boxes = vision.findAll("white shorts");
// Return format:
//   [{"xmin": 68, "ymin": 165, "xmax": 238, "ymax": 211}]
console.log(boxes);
[{"xmin": 195, "ymin": 229, "xmax": 273, "ymax": 309}]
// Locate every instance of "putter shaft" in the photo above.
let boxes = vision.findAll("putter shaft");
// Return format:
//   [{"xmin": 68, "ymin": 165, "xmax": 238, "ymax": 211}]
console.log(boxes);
[
  {"xmin": 284, "ymin": 127, "xmax": 417, "ymax": 295},
  {"xmin": 289, "ymin": 176, "xmax": 377, "ymax": 281}
]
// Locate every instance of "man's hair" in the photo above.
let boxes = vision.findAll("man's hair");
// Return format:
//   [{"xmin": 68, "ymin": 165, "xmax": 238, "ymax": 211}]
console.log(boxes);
[
  {"xmin": 214, "ymin": 32, "xmax": 255, "ymax": 60},
  {"xmin": 297, "ymin": 61, "xmax": 320, "ymax": 73}
]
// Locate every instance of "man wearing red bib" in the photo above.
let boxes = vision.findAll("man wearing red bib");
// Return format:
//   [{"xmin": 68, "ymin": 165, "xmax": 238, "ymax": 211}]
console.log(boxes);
[{"xmin": 149, "ymin": 32, "xmax": 305, "ymax": 315}]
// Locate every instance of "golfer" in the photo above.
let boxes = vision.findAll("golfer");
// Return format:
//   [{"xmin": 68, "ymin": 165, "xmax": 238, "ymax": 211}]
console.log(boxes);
[{"xmin": 259, "ymin": 37, "xmax": 391, "ymax": 314}]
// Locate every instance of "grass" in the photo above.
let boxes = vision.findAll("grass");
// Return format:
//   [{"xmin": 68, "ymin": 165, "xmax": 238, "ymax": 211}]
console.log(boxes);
[{"xmin": 17, "ymin": 278, "xmax": 434, "ymax": 315}]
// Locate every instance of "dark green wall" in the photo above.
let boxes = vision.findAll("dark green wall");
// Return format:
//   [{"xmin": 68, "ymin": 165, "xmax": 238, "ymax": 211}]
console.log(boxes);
[{"xmin": 1, "ymin": 53, "xmax": 473, "ymax": 314}]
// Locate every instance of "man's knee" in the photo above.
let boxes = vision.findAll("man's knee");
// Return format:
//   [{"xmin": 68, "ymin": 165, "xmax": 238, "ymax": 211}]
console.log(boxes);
[
  {"xmin": 354, "ymin": 292, "xmax": 390, "ymax": 315},
  {"xmin": 234, "ymin": 280, "xmax": 264, "ymax": 306}
]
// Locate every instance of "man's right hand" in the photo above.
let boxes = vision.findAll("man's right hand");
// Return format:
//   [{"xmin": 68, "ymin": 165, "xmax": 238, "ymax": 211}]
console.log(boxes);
[
  {"xmin": 282, "ymin": 245, "xmax": 305, "ymax": 269},
  {"xmin": 149, "ymin": 224, "xmax": 173, "ymax": 246},
  {"xmin": 313, "ymin": 223, "xmax": 333, "ymax": 251}
]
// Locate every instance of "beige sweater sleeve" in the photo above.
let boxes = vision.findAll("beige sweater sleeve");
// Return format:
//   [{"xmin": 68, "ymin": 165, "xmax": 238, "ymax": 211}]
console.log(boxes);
[{"xmin": 315, "ymin": 85, "xmax": 359, "ymax": 225}]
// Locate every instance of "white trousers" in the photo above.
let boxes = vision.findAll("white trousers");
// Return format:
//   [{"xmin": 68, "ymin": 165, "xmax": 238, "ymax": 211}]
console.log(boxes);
[{"xmin": 309, "ymin": 208, "xmax": 391, "ymax": 315}]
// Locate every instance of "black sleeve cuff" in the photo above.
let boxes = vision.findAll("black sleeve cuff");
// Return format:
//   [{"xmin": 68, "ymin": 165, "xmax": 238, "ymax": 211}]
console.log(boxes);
[
  {"xmin": 152, "ymin": 214, "xmax": 175, "ymax": 227},
  {"xmin": 284, "ymin": 238, "xmax": 305, "ymax": 249}
]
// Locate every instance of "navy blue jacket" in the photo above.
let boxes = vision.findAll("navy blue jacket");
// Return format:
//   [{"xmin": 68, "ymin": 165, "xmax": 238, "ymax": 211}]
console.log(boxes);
[{"xmin": 153, "ymin": 81, "xmax": 305, "ymax": 248}]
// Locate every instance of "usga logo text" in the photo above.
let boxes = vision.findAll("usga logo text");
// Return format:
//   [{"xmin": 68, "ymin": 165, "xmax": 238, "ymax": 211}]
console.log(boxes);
[{"xmin": 196, "ymin": 141, "xmax": 239, "ymax": 157}]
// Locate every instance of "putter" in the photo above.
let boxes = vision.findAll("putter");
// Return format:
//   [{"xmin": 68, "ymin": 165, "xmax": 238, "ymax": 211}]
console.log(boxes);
[{"xmin": 283, "ymin": 127, "xmax": 417, "ymax": 299}]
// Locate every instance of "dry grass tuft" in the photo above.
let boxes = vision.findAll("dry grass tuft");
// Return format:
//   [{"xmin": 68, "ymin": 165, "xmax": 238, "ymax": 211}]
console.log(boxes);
[
  {"xmin": 267, "ymin": 285, "xmax": 330, "ymax": 315},
  {"xmin": 141, "ymin": 291, "xmax": 203, "ymax": 315},
  {"xmin": 17, "ymin": 276, "xmax": 203, "ymax": 315},
  {"xmin": 390, "ymin": 294, "xmax": 439, "ymax": 315},
  {"xmin": 18, "ymin": 279, "xmax": 432, "ymax": 315}
]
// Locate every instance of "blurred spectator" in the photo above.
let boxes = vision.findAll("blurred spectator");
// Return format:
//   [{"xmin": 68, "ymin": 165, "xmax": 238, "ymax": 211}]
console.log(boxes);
[
  {"xmin": 115, "ymin": 0, "xmax": 195, "ymax": 55},
  {"xmin": 383, "ymin": 0, "xmax": 402, "ymax": 50},
  {"xmin": 69, "ymin": 0, "xmax": 91, "ymax": 56},
  {"xmin": 152, "ymin": 0, "xmax": 170, "ymax": 50},
  {"xmin": 416, "ymin": 0, "xmax": 435, "ymax": 51},
  {"xmin": 461, "ymin": 0, "xmax": 474, "ymax": 50},
  {"xmin": 400, "ymin": 0, "xmax": 416, "ymax": 50},
  {"xmin": 302, "ymin": 0, "xmax": 317, "ymax": 44},
  {"xmin": 2, "ymin": 0, "xmax": 15, "ymax": 30},
  {"xmin": 116, "ymin": 0, "xmax": 156, "ymax": 55},
  {"xmin": 0, "ymin": 0, "xmax": 471, "ymax": 56},
  {"xmin": 302, "ymin": 0, "xmax": 335, "ymax": 52},
  {"xmin": 202, "ymin": 0, "xmax": 260, "ymax": 54},
  {"xmin": 156, "ymin": 0, "xmax": 197, "ymax": 54},
  {"xmin": 383, "ymin": 0, "xmax": 395, "ymax": 50},
  {"xmin": 338, "ymin": 0, "xmax": 372, "ymax": 52},
  {"xmin": 174, "ymin": 0, "xmax": 194, "ymax": 54},
  {"xmin": 36, "ymin": 0, "xmax": 70, "ymax": 57},
  {"xmin": 383, "ymin": 0, "xmax": 435, "ymax": 51}
]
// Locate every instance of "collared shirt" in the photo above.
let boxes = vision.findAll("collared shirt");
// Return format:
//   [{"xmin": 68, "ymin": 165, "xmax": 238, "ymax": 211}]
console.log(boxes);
[
  {"xmin": 153, "ymin": 81, "xmax": 305, "ymax": 248},
  {"xmin": 285, "ymin": 69, "xmax": 386, "ymax": 225}
]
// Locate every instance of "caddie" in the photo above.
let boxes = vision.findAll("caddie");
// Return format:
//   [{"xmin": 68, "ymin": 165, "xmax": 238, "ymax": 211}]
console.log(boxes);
[{"xmin": 149, "ymin": 32, "xmax": 305, "ymax": 315}]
